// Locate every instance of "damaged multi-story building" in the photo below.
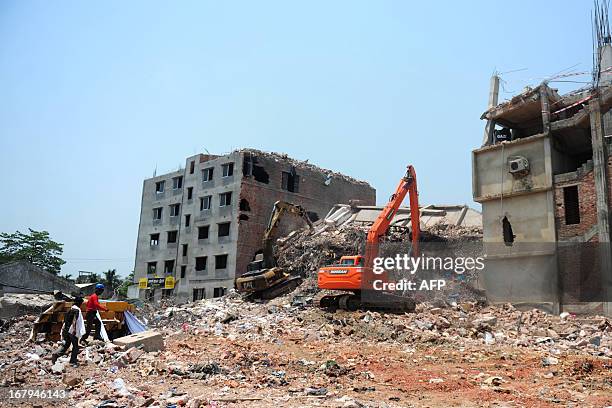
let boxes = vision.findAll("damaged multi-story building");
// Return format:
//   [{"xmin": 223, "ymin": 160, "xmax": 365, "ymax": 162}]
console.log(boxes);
[
  {"xmin": 133, "ymin": 149, "xmax": 375, "ymax": 302},
  {"xmin": 473, "ymin": 33, "xmax": 612, "ymax": 316}
]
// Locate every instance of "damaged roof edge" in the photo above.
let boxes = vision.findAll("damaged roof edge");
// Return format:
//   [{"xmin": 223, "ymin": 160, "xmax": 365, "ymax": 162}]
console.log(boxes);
[
  {"xmin": 236, "ymin": 147, "xmax": 374, "ymax": 187},
  {"xmin": 480, "ymin": 83, "xmax": 566, "ymax": 121},
  {"xmin": 480, "ymin": 84, "xmax": 543, "ymax": 121}
]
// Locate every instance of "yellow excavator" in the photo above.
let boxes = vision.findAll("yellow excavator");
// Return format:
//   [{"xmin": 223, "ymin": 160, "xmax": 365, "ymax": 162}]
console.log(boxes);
[{"xmin": 235, "ymin": 200, "xmax": 314, "ymax": 299}]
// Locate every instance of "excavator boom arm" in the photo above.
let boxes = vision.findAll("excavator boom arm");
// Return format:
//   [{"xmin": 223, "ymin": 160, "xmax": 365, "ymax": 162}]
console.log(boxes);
[
  {"xmin": 261, "ymin": 201, "xmax": 314, "ymax": 268},
  {"xmin": 364, "ymin": 165, "xmax": 419, "ymax": 268}
]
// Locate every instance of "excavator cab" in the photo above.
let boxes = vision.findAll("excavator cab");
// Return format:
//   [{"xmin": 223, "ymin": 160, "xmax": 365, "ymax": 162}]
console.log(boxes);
[
  {"xmin": 246, "ymin": 253, "xmax": 265, "ymax": 272},
  {"xmin": 318, "ymin": 255, "xmax": 365, "ymax": 292},
  {"xmin": 339, "ymin": 256, "xmax": 365, "ymax": 266}
]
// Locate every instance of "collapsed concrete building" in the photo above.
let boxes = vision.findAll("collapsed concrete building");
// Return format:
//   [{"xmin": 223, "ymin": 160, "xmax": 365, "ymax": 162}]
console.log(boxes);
[
  {"xmin": 134, "ymin": 149, "xmax": 375, "ymax": 302},
  {"xmin": 473, "ymin": 43, "xmax": 612, "ymax": 315},
  {"xmin": 322, "ymin": 203, "xmax": 482, "ymax": 231}
]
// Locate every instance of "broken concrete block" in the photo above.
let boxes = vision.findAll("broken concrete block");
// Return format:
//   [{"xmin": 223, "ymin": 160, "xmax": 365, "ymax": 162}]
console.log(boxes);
[
  {"xmin": 542, "ymin": 356, "xmax": 559, "ymax": 366},
  {"xmin": 51, "ymin": 362, "xmax": 65, "ymax": 374},
  {"xmin": 113, "ymin": 330, "xmax": 164, "ymax": 352}
]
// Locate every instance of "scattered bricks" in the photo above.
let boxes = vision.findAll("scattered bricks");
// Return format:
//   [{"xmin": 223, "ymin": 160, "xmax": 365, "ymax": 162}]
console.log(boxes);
[
  {"xmin": 62, "ymin": 373, "xmax": 81, "ymax": 387},
  {"xmin": 113, "ymin": 331, "xmax": 164, "ymax": 352},
  {"xmin": 430, "ymin": 308, "xmax": 443, "ymax": 315},
  {"xmin": 471, "ymin": 315, "xmax": 497, "ymax": 328},
  {"xmin": 166, "ymin": 394, "xmax": 189, "ymax": 405},
  {"xmin": 435, "ymin": 317, "xmax": 451, "ymax": 329},
  {"xmin": 121, "ymin": 347, "xmax": 145, "ymax": 364},
  {"xmin": 142, "ymin": 397, "xmax": 155, "ymax": 407}
]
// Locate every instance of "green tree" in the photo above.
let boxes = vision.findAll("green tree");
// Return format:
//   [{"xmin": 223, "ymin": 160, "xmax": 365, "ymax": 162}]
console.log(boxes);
[
  {"xmin": 0, "ymin": 229, "xmax": 65, "ymax": 275},
  {"xmin": 117, "ymin": 271, "xmax": 135, "ymax": 298},
  {"xmin": 87, "ymin": 273, "xmax": 102, "ymax": 284},
  {"xmin": 103, "ymin": 269, "xmax": 121, "ymax": 292},
  {"xmin": 60, "ymin": 273, "xmax": 74, "ymax": 282}
]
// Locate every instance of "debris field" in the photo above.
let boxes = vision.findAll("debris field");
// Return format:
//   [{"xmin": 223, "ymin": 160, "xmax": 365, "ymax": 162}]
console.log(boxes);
[{"xmin": 0, "ymin": 224, "xmax": 610, "ymax": 407}]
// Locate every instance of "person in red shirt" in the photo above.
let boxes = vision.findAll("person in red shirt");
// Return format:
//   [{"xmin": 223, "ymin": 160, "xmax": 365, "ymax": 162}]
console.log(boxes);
[{"xmin": 81, "ymin": 283, "xmax": 109, "ymax": 343}]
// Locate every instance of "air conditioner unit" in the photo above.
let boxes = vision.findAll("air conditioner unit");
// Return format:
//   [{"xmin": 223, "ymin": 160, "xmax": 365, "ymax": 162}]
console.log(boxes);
[{"xmin": 508, "ymin": 156, "xmax": 529, "ymax": 175}]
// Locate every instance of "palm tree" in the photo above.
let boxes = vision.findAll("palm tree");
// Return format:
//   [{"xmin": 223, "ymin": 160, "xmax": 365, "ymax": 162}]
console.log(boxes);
[
  {"xmin": 87, "ymin": 273, "xmax": 102, "ymax": 284},
  {"xmin": 103, "ymin": 269, "xmax": 121, "ymax": 292},
  {"xmin": 60, "ymin": 273, "xmax": 73, "ymax": 282}
]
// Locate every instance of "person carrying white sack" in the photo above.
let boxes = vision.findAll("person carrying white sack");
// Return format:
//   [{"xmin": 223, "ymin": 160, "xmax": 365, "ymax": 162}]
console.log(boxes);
[{"xmin": 52, "ymin": 295, "xmax": 86, "ymax": 367}]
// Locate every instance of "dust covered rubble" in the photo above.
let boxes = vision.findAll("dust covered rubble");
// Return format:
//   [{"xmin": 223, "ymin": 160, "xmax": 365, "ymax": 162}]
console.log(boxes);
[
  {"xmin": 275, "ymin": 221, "xmax": 485, "ymax": 303},
  {"xmin": 148, "ymin": 294, "xmax": 611, "ymax": 357},
  {"xmin": 0, "ymin": 291, "xmax": 610, "ymax": 407}
]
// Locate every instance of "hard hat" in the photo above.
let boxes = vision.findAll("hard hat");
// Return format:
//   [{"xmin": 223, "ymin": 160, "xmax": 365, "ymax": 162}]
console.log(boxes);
[{"xmin": 95, "ymin": 283, "xmax": 105, "ymax": 290}]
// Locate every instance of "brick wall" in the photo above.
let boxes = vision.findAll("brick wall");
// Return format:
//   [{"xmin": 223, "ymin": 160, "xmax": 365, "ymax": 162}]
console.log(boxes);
[
  {"xmin": 553, "ymin": 157, "xmax": 612, "ymax": 242},
  {"xmin": 235, "ymin": 152, "xmax": 376, "ymax": 276},
  {"xmin": 554, "ymin": 168, "xmax": 597, "ymax": 242}
]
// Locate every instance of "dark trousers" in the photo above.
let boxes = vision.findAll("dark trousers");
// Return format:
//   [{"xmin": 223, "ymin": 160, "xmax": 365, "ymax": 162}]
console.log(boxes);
[
  {"xmin": 53, "ymin": 332, "xmax": 79, "ymax": 364},
  {"xmin": 82, "ymin": 310, "xmax": 102, "ymax": 341}
]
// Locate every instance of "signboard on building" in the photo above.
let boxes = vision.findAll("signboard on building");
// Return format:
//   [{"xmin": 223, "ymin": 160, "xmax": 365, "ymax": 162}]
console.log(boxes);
[{"xmin": 138, "ymin": 276, "xmax": 176, "ymax": 289}]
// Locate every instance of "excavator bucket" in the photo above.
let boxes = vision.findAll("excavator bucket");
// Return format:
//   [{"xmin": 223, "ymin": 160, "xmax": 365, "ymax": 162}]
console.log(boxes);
[{"xmin": 235, "ymin": 267, "xmax": 302, "ymax": 299}]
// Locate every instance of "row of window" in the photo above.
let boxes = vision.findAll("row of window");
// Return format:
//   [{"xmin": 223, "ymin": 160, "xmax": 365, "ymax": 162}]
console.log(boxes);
[
  {"xmin": 155, "ymin": 163, "xmax": 234, "ymax": 194},
  {"xmin": 154, "ymin": 162, "xmax": 299, "ymax": 198},
  {"xmin": 201, "ymin": 162, "xmax": 234, "ymax": 180},
  {"xmin": 152, "ymin": 192, "xmax": 232, "ymax": 221},
  {"xmin": 200, "ymin": 192, "xmax": 232, "ymax": 210},
  {"xmin": 155, "ymin": 176, "xmax": 183, "ymax": 193},
  {"xmin": 192, "ymin": 287, "xmax": 226, "ymax": 301},
  {"xmin": 146, "ymin": 254, "xmax": 228, "ymax": 275},
  {"xmin": 150, "ymin": 222, "xmax": 231, "ymax": 246}
]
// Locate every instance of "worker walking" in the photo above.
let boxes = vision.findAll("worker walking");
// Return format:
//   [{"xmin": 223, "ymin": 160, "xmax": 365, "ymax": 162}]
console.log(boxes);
[
  {"xmin": 52, "ymin": 296, "xmax": 85, "ymax": 367},
  {"xmin": 81, "ymin": 283, "xmax": 109, "ymax": 343}
]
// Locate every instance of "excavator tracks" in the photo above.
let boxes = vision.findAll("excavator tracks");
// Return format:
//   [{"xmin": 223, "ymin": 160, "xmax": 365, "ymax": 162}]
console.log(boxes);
[
  {"xmin": 258, "ymin": 276, "xmax": 303, "ymax": 300},
  {"xmin": 316, "ymin": 291, "xmax": 415, "ymax": 313}
]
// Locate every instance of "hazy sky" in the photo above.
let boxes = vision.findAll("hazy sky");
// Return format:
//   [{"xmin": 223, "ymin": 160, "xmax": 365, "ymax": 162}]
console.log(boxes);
[{"xmin": 0, "ymin": 1, "xmax": 594, "ymax": 277}]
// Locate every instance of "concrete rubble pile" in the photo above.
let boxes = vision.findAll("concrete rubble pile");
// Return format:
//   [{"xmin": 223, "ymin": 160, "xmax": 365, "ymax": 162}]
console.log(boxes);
[
  {"xmin": 1, "ymin": 290, "xmax": 610, "ymax": 407},
  {"xmin": 275, "ymin": 220, "xmax": 485, "ymax": 304},
  {"xmin": 276, "ymin": 223, "xmax": 483, "ymax": 277},
  {"xmin": 276, "ymin": 224, "xmax": 366, "ymax": 281}
]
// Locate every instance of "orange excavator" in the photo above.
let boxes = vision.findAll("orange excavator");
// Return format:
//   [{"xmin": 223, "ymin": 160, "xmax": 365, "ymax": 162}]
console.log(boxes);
[{"xmin": 317, "ymin": 165, "xmax": 420, "ymax": 312}]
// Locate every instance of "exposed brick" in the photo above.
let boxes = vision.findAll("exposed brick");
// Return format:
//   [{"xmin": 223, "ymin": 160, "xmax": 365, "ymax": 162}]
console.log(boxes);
[
  {"xmin": 554, "ymin": 168, "xmax": 597, "ymax": 241},
  {"xmin": 235, "ymin": 153, "xmax": 375, "ymax": 276},
  {"xmin": 553, "ymin": 156, "xmax": 612, "ymax": 242}
]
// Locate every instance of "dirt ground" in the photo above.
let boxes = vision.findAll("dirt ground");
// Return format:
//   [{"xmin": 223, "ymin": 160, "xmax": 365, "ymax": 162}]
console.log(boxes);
[{"xmin": 0, "ymin": 298, "xmax": 610, "ymax": 408}]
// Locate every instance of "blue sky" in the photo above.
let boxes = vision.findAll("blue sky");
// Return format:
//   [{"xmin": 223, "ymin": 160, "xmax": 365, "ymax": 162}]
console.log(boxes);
[{"xmin": 0, "ymin": 1, "xmax": 595, "ymax": 278}]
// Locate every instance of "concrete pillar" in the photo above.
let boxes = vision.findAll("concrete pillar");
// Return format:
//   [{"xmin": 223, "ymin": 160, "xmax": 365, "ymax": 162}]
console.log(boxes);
[
  {"xmin": 588, "ymin": 99, "xmax": 612, "ymax": 316},
  {"xmin": 599, "ymin": 44, "xmax": 612, "ymax": 136},
  {"xmin": 600, "ymin": 44, "xmax": 612, "ymax": 85},
  {"xmin": 540, "ymin": 84, "xmax": 551, "ymax": 135},
  {"xmin": 482, "ymin": 75, "xmax": 500, "ymax": 146}
]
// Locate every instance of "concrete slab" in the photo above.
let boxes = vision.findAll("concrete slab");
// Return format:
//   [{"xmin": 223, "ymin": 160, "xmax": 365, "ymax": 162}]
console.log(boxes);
[{"xmin": 113, "ymin": 330, "xmax": 164, "ymax": 352}]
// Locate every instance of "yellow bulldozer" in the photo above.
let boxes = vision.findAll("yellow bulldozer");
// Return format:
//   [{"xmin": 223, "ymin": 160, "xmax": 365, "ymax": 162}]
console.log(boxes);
[
  {"xmin": 29, "ymin": 292, "xmax": 136, "ymax": 342},
  {"xmin": 235, "ymin": 200, "xmax": 313, "ymax": 299}
]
